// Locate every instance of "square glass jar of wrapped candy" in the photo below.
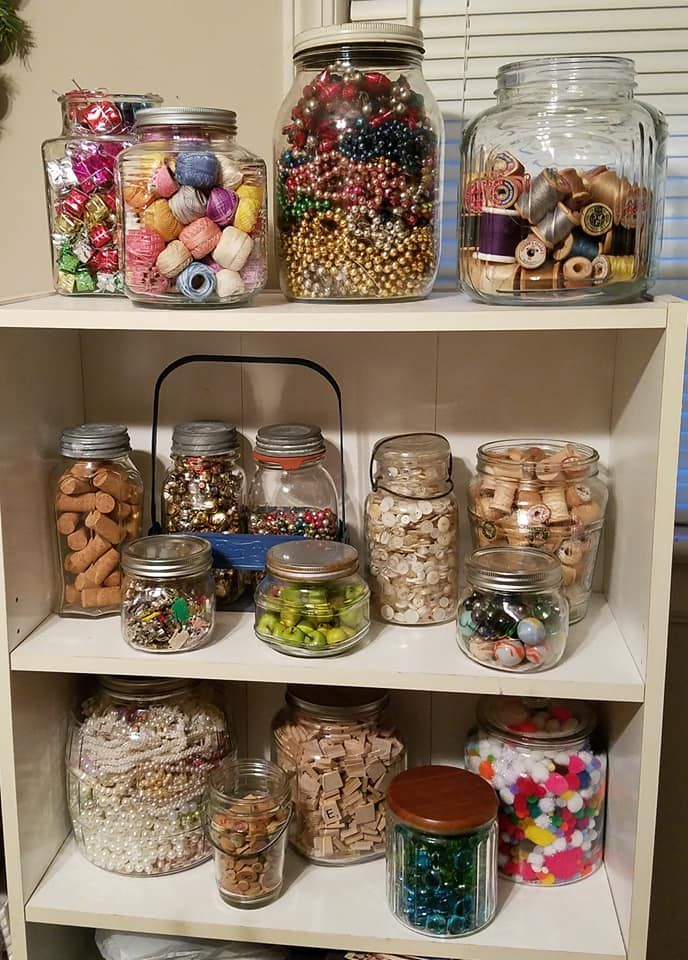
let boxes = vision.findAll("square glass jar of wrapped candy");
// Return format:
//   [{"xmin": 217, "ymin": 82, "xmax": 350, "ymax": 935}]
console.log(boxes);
[
  {"xmin": 118, "ymin": 107, "xmax": 267, "ymax": 306},
  {"xmin": 460, "ymin": 56, "xmax": 667, "ymax": 304}
]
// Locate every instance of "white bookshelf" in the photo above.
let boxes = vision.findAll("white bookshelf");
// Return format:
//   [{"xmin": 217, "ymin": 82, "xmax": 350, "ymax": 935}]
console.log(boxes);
[{"xmin": 0, "ymin": 290, "xmax": 684, "ymax": 960}]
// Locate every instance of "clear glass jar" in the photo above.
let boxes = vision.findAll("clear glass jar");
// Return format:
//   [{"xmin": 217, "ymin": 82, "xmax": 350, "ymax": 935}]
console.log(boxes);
[
  {"xmin": 162, "ymin": 421, "xmax": 246, "ymax": 606},
  {"xmin": 465, "ymin": 696, "xmax": 607, "ymax": 885},
  {"xmin": 386, "ymin": 765, "xmax": 498, "ymax": 937},
  {"xmin": 67, "ymin": 677, "xmax": 233, "ymax": 875},
  {"xmin": 118, "ymin": 107, "xmax": 267, "ymax": 306},
  {"xmin": 275, "ymin": 21, "xmax": 443, "ymax": 301},
  {"xmin": 365, "ymin": 434, "xmax": 458, "ymax": 625},
  {"xmin": 247, "ymin": 425, "xmax": 339, "ymax": 540},
  {"xmin": 207, "ymin": 758, "xmax": 292, "ymax": 909},
  {"xmin": 272, "ymin": 685, "xmax": 406, "ymax": 864},
  {"xmin": 460, "ymin": 56, "xmax": 667, "ymax": 304},
  {"xmin": 458, "ymin": 547, "xmax": 568, "ymax": 672},
  {"xmin": 468, "ymin": 439, "xmax": 608, "ymax": 623},
  {"xmin": 255, "ymin": 540, "xmax": 369, "ymax": 656},
  {"xmin": 121, "ymin": 535, "xmax": 215, "ymax": 653},
  {"xmin": 53, "ymin": 423, "xmax": 144, "ymax": 616},
  {"xmin": 42, "ymin": 89, "xmax": 162, "ymax": 295}
]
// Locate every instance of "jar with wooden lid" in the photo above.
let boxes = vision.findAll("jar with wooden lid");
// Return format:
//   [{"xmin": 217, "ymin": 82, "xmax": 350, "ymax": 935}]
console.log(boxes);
[
  {"xmin": 467, "ymin": 439, "xmax": 608, "ymax": 622},
  {"xmin": 386, "ymin": 765, "xmax": 498, "ymax": 937},
  {"xmin": 271, "ymin": 685, "xmax": 406, "ymax": 864},
  {"xmin": 365, "ymin": 433, "xmax": 458, "ymax": 625}
]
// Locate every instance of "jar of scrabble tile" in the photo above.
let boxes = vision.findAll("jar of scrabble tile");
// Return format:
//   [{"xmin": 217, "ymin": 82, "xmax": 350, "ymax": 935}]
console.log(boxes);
[
  {"xmin": 468, "ymin": 439, "xmax": 608, "ymax": 622},
  {"xmin": 271, "ymin": 685, "xmax": 406, "ymax": 864},
  {"xmin": 365, "ymin": 433, "xmax": 458, "ymax": 625}
]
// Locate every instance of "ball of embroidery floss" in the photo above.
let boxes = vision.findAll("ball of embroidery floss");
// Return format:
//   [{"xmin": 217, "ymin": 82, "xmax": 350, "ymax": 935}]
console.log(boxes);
[
  {"xmin": 175, "ymin": 151, "xmax": 219, "ymax": 189},
  {"xmin": 177, "ymin": 262, "xmax": 217, "ymax": 302}
]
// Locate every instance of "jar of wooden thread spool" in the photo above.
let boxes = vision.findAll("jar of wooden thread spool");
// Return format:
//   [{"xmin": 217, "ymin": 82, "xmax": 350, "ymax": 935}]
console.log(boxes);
[{"xmin": 460, "ymin": 56, "xmax": 667, "ymax": 305}]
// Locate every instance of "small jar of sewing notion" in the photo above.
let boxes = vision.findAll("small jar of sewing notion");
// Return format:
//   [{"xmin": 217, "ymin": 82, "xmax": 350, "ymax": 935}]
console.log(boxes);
[
  {"xmin": 460, "ymin": 56, "xmax": 667, "ymax": 304},
  {"xmin": 458, "ymin": 547, "xmax": 568, "ymax": 672},
  {"xmin": 467, "ymin": 439, "xmax": 608, "ymax": 623},
  {"xmin": 121, "ymin": 535, "xmax": 215, "ymax": 652},
  {"xmin": 365, "ymin": 433, "xmax": 458, "ymax": 625},
  {"xmin": 275, "ymin": 21, "xmax": 443, "ymax": 301},
  {"xmin": 118, "ymin": 107, "xmax": 267, "ymax": 306}
]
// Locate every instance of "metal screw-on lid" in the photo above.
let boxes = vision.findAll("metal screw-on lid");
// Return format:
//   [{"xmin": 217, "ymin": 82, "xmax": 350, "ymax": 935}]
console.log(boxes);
[
  {"xmin": 286, "ymin": 684, "xmax": 389, "ymax": 721},
  {"xmin": 171, "ymin": 421, "xmax": 239, "ymax": 457},
  {"xmin": 254, "ymin": 424, "xmax": 325, "ymax": 460},
  {"xmin": 293, "ymin": 21, "xmax": 424, "ymax": 58},
  {"xmin": 266, "ymin": 539, "xmax": 358, "ymax": 581},
  {"xmin": 122, "ymin": 535, "xmax": 212, "ymax": 580},
  {"xmin": 477, "ymin": 696, "xmax": 597, "ymax": 745},
  {"xmin": 135, "ymin": 106, "xmax": 237, "ymax": 133},
  {"xmin": 466, "ymin": 546, "xmax": 563, "ymax": 593},
  {"xmin": 60, "ymin": 423, "xmax": 131, "ymax": 459}
]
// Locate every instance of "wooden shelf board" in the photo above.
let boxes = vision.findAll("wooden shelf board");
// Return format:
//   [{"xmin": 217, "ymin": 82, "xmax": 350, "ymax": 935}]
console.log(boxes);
[
  {"xmin": 0, "ymin": 291, "xmax": 668, "ymax": 333},
  {"xmin": 26, "ymin": 837, "xmax": 626, "ymax": 960},
  {"xmin": 11, "ymin": 595, "xmax": 643, "ymax": 702}
]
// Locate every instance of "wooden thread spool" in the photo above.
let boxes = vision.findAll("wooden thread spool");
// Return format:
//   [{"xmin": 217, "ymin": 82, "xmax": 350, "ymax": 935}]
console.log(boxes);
[
  {"xmin": 515, "ymin": 235, "xmax": 547, "ymax": 269},
  {"xmin": 581, "ymin": 202, "xmax": 613, "ymax": 237},
  {"xmin": 477, "ymin": 207, "xmax": 522, "ymax": 262},
  {"xmin": 515, "ymin": 168, "xmax": 569, "ymax": 223},
  {"xmin": 490, "ymin": 175, "xmax": 523, "ymax": 209},
  {"xmin": 532, "ymin": 203, "xmax": 580, "ymax": 249},
  {"xmin": 480, "ymin": 260, "xmax": 517, "ymax": 294},
  {"xmin": 592, "ymin": 254, "xmax": 635, "ymax": 284},
  {"xmin": 516, "ymin": 261, "xmax": 562, "ymax": 291},
  {"xmin": 488, "ymin": 149, "xmax": 524, "ymax": 177},
  {"xmin": 586, "ymin": 169, "xmax": 633, "ymax": 224},
  {"xmin": 553, "ymin": 230, "xmax": 600, "ymax": 262},
  {"xmin": 559, "ymin": 168, "xmax": 590, "ymax": 210},
  {"xmin": 563, "ymin": 256, "xmax": 594, "ymax": 288}
]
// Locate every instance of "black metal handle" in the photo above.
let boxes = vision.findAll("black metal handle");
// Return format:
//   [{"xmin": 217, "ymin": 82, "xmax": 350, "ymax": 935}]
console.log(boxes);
[{"xmin": 149, "ymin": 353, "xmax": 346, "ymax": 535}]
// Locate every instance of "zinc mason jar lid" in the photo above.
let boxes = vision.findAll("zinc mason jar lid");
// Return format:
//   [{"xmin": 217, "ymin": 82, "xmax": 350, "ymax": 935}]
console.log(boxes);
[
  {"xmin": 293, "ymin": 21, "xmax": 425, "ymax": 59},
  {"xmin": 286, "ymin": 684, "xmax": 389, "ymax": 721},
  {"xmin": 477, "ymin": 695, "xmax": 597, "ymax": 747},
  {"xmin": 387, "ymin": 765, "xmax": 498, "ymax": 835},
  {"xmin": 477, "ymin": 438, "xmax": 600, "ymax": 482},
  {"xmin": 466, "ymin": 546, "xmax": 563, "ymax": 593},
  {"xmin": 171, "ymin": 421, "xmax": 239, "ymax": 457},
  {"xmin": 122, "ymin": 535, "xmax": 212, "ymax": 580},
  {"xmin": 134, "ymin": 106, "xmax": 238, "ymax": 133},
  {"xmin": 265, "ymin": 539, "xmax": 358, "ymax": 581},
  {"xmin": 254, "ymin": 423, "xmax": 326, "ymax": 463},
  {"xmin": 60, "ymin": 423, "xmax": 132, "ymax": 459}
]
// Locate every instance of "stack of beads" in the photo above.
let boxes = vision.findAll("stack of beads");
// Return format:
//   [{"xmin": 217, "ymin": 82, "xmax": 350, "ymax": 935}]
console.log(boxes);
[
  {"xmin": 277, "ymin": 62, "xmax": 440, "ymax": 300},
  {"xmin": 248, "ymin": 506, "xmax": 338, "ymax": 538},
  {"xmin": 461, "ymin": 150, "xmax": 643, "ymax": 297},
  {"xmin": 43, "ymin": 90, "xmax": 160, "ymax": 295},
  {"xmin": 465, "ymin": 696, "xmax": 606, "ymax": 886}
]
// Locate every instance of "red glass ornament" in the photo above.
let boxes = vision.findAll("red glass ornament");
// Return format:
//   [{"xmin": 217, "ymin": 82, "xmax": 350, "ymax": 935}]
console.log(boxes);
[
  {"xmin": 318, "ymin": 82, "xmax": 342, "ymax": 103},
  {"xmin": 292, "ymin": 129, "xmax": 306, "ymax": 148},
  {"xmin": 341, "ymin": 83, "xmax": 359, "ymax": 101},
  {"xmin": 370, "ymin": 110, "xmax": 393, "ymax": 128},
  {"xmin": 363, "ymin": 72, "xmax": 393, "ymax": 97},
  {"xmin": 313, "ymin": 70, "xmax": 332, "ymax": 92}
]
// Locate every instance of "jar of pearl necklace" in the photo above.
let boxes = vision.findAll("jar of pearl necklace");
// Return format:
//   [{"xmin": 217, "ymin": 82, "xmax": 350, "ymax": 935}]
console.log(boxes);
[
  {"xmin": 365, "ymin": 434, "xmax": 458, "ymax": 625},
  {"xmin": 66, "ymin": 677, "xmax": 233, "ymax": 875}
]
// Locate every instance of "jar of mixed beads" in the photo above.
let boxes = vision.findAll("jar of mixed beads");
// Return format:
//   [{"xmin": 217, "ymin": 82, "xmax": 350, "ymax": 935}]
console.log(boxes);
[
  {"xmin": 67, "ymin": 677, "xmax": 233, "ymax": 875},
  {"xmin": 460, "ymin": 56, "xmax": 667, "ymax": 304},
  {"xmin": 468, "ymin": 439, "xmax": 608, "ymax": 622},
  {"xmin": 162, "ymin": 421, "xmax": 246, "ymax": 606},
  {"xmin": 118, "ymin": 107, "xmax": 267, "ymax": 306},
  {"xmin": 42, "ymin": 89, "xmax": 161, "ymax": 295},
  {"xmin": 247, "ymin": 424, "xmax": 339, "ymax": 543},
  {"xmin": 386, "ymin": 765, "xmax": 498, "ymax": 937},
  {"xmin": 272, "ymin": 685, "xmax": 406, "ymax": 864},
  {"xmin": 208, "ymin": 758, "xmax": 292, "ymax": 908},
  {"xmin": 458, "ymin": 547, "xmax": 568, "ymax": 672},
  {"xmin": 275, "ymin": 21, "xmax": 443, "ymax": 300},
  {"xmin": 121, "ymin": 535, "xmax": 215, "ymax": 653},
  {"xmin": 465, "ymin": 696, "xmax": 607, "ymax": 885},
  {"xmin": 365, "ymin": 434, "xmax": 458, "ymax": 625}
]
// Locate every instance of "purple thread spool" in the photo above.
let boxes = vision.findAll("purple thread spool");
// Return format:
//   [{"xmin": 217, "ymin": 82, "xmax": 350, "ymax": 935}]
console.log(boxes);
[
  {"xmin": 206, "ymin": 187, "xmax": 238, "ymax": 227},
  {"xmin": 477, "ymin": 207, "xmax": 522, "ymax": 263}
]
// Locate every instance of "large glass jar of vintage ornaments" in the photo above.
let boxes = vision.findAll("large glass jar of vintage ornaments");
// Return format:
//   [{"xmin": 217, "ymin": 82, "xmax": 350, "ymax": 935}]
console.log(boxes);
[
  {"xmin": 365, "ymin": 434, "xmax": 458, "ymax": 625},
  {"xmin": 272, "ymin": 685, "xmax": 406, "ymax": 864},
  {"xmin": 468, "ymin": 439, "xmax": 608, "ymax": 623},
  {"xmin": 275, "ymin": 21, "xmax": 443, "ymax": 301},
  {"xmin": 162, "ymin": 421, "xmax": 246, "ymax": 606},
  {"xmin": 465, "ymin": 696, "xmax": 607, "ymax": 885},
  {"xmin": 53, "ymin": 424, "xmax": 144, "ymax": 616},
  {"xmin": 67, "ymin": 677, "xmax": 233, "ymax": 875},
  {"xmin": 386, "ymin": 766, "xmax": 498, "ymax": 937},
  {"xmin": 207, "ymin": 758, "xmax": 292, "ymax": 909},
  {"xmin": 42, "ymin": 89, "xmax": 161, "ymax": 295},
  {"xmin": 460, "ymin": 56, "xmax": 667, "ymax": 304},
  {"xmin": 121, "ymin": 536, "xmax": 215, "ymax": 653},
  {"xmin": 458, "ymin": 547, "xmax": 568, "ymax": 673},
  {"xmin": 255, "ymin": 541, "xmax": 370, "ymax": 657},
  {"xmin": 118, "ymin": 107, "xmax": 267, "ymax": 306},
  {"xmin": 247, "ymin": 425, "xmax": 339, "ymax": 541}
]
